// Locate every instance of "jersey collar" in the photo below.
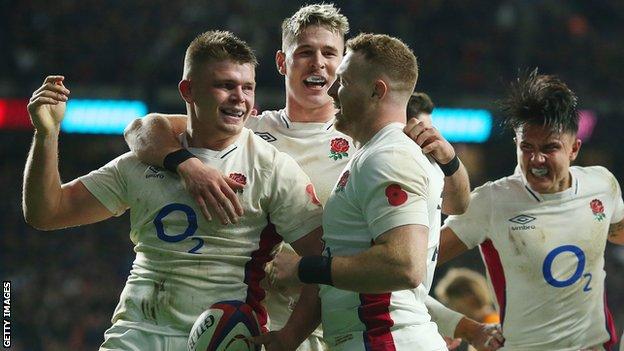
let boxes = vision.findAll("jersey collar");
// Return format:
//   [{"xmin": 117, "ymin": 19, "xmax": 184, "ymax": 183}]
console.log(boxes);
[
  {"xmin": 179, "ymin": 130, "xmax": 244, "ymax": 160},
  {"xmin": 279, "ymin": 110, "xmax": 336, "ymax": 131},
  {"xmin": 517, "ymin": 166, "xmax": 579, "ymax": 202}
]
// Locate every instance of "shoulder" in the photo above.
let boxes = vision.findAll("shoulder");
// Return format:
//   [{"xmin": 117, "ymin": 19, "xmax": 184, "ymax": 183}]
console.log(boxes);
[
  {"xmin": 572, "ymin": 165, "xmax": 620, "ymax": 194},
  {"xmin": 243, "ymin": 128, "xmax": 289, "ymax": 170},
  {"xmin": 572, "ymin": 165, "xmax": 613, "ymax": 179},
  {"xmin": 246, "ymin": 109, "xmax": 283, "ymax": 130},
  {"xmin": 470, "ymin": 173, "xmax": 523, "ymax": 202}
]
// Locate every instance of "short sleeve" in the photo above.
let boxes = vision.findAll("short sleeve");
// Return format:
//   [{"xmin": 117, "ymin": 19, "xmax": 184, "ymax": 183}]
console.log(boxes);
[
  {"xmin": 267, "ymin": 152, "xmax": 323, "ymax": 243},
  {"xmin": 606, "ymin": 169, "xmax": 624, "ymax": 223},
  {"xmin": 356, "ymin": 148, "xmax": 431, "ymax": 240},
  {"xmin": 444, "ymin": 183, "xmax": 493, "ymax": 249},
  {"xmin": 78, "ymin": 154, "xmax": 129, "ymax": 216}
]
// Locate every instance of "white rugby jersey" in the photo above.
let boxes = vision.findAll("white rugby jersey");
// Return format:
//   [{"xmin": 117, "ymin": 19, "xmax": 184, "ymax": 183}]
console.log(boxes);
[
  {"xmin": 247, "ymin": 109, "xmax": 353, "ymax": 205},
  {"xmin": 445, "ymin": 166, "xmax": 624, "ymax": 351},
  {"xmin": 320, "ymin": 123, "xmax": 446, "ymax": 350},
  {"xmin": 79, "ymin": 128, "xmax": 323, "ymax": 336}
]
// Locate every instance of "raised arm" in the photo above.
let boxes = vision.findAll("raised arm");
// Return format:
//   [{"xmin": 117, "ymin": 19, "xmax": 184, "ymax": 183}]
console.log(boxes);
[
  {"xmin": 23, "ymin": 76, "xmax": 114, "ymax": 230},
  {"xmin": 404, "ymin": 118, "xmax": 470, "ymax": 215},
  {"xmin": 123, "ymin": 113, "xmax": 244, "ymax": 224}
]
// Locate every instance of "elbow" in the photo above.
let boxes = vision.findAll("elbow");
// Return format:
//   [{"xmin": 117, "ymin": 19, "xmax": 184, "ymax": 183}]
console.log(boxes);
[
  {"xmin": 23, "ymin": 203, "xmax": 58, "ymax": 231},
  {"xmin": 400, "ymin": 264, "xmax": 424, "ymax": 289},
  {"xmin": 123, "ymin": 117, "xmax": 145, "ymax": 142},
  {"xmin": 442, "ymin": 199, "xmax": 469, "ymax": 216},
  {"xmin": 23, "ymin": 213, "xmax": 56, "ymax": 231}
]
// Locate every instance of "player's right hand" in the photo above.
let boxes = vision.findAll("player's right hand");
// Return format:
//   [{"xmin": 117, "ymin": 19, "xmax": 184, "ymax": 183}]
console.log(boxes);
[
  {"xmin": 177, "ymin": 158, "xmax": 244, "ymax": 225},
  {"xmin": 27, "ymin": 75, "xmax": 70, "ymax": 134},
  {"xmin": 443, "ymin": 336, "xmax": 462, "ymax": 350},
  {"xmin": 469, "ymin": 323, "xmax": 505, "ymax": 351}
]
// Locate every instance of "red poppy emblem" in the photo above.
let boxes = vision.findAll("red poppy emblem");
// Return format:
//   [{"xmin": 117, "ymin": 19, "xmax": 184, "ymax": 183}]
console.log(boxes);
[
  {"xmin": 306, "ymin": 183, "xmax": 322, "ymax": 206},
  {"xmin": 590, "ymin": 199, "xmax": 605, "ymax": 221},
  {"xmin": 328, "ymin": 138, "xmax": 350, "ymax": 160},
  {"xmin": 335, "ymin": 170, "xmax": 350, "ymax": 192},
  {"xmin": 385, "ymin": 184, "xmax": 408, "ymax": 206}
]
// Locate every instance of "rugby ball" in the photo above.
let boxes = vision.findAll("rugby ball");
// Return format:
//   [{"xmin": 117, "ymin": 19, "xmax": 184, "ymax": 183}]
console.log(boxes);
[{"xmin": 188, "ymin": 300, "xmax": 261, "ymax": 351}]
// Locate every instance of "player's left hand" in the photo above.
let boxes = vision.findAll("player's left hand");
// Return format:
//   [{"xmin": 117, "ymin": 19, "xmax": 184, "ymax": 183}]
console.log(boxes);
[
  {"xmin": 270, "ymin": 251, "xmax": 302, "ymax": 286},
  {"xmin": 403, "ymin": 118, "xmax": 455, "ymax": 164}
]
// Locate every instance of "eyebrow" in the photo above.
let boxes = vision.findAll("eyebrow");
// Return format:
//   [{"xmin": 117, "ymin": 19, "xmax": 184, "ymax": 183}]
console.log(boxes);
[{"xmin": 295, "ymin": 44, "xmax": 339, "ymax": 51}]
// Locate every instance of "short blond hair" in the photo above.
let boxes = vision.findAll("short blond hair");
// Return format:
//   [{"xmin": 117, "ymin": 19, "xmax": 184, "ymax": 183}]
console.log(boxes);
[
  {"xmin": 183, "ymin": 30, "xmax": 257, "ymax": 78},
  {"xmin": 434, "ymin": 268, "xmax": 493, "ymax": 308},
  {"xmin": 346, "ymin": 33, "xmax": 418, "ymax": 93},
  {"xmin": 281, "ymin": 3, "xmax": 349, "ymax": 51}
]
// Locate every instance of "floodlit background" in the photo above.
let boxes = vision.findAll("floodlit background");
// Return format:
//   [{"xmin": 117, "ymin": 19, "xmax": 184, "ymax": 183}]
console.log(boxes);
[{"xmin": 2, "ymin": 1, "xmax": 624, "ymax": 349}]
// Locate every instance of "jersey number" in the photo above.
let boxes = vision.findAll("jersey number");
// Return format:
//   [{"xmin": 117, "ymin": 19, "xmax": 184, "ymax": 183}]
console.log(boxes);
[
  {"xmin": 542, "ymin": 245, "xmax": 591, "ymax": 291},
  {"xmin": 154, "ymin": 203, "xmax": 203, "ymax": 254}
]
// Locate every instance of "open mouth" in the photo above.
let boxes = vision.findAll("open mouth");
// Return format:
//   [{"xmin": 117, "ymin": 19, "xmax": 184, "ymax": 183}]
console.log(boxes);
[
  {"xmin": 220, "ymin": 107, "xmax": 245, "ymax": 118},
  {"xmin": 303, "ymin": 75, "xmax": 327, "ymax": 89},
  {"xmin": 530, "ymin": 167, "xmax": 548, "ymax": 177}
]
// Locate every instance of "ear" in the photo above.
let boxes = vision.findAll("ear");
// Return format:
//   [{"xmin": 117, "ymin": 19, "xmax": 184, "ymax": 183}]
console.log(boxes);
[
  {"xmin": 371, "ymin": 79, "xmax": 388, "ymax": 100},
  {"xmin": 276, "ymin": 50, "xmax": 287, "ymax": 76},
  {"xmin": 569, "ymin": 138, "xmax": 582, "ymax": 161},
  {"xmin": 178, "ymin": 79, "xmax": 193, "ymax": 104}
]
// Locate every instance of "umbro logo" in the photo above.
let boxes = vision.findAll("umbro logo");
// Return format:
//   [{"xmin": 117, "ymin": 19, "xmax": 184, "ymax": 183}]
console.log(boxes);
[
  {"xmin": 255, "ymin": 132, "xmax": 277, "ymax": 142},
  {"xmin": 509, "ymin": 214, "xmax": 536, "ymax": 224},
  {"xmin": 509, "ymin": 214, "xmax": 536, "ymax": 231},
  {"xmin": 145, "ymin": 166, "xmax": 165, "ymax": 179}
]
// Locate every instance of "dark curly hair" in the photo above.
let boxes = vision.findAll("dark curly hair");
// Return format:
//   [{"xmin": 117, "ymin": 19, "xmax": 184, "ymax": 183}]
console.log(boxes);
[{"xmin": 500, "ymin": 69, "xmax": 579, "ymax": 134}]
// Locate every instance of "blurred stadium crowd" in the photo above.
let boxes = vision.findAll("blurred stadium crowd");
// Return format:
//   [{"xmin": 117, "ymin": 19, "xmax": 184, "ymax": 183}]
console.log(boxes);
[{"xmin": 2, "ymin": 0, "xmax": 624, "ymax": 349}]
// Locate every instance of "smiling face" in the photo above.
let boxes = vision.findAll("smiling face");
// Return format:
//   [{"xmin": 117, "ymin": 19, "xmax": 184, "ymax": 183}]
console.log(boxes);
[
  {"xmin": 184, "ymin": 59, "xmax": 255, "ymax": 138},
  {"xmin": 329, "ymin": 50, "xmax": 372, "ymax": 138},
  {"xmin": 515, "ymin": 123, "xmax": 581, "ymax": 194},
  {"xmin": 278, "ymin": 25, "xmax": 344, "ymax": 111}
]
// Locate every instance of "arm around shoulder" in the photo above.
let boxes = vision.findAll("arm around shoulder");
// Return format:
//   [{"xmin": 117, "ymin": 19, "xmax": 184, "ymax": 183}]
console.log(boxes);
[
  {"xmin": 441, "ymin": 158, "xmax": 471, "ymax": 215},
  {"xmin": 123, "ymin": 113, "xmax": 188, "ymax": 167}
]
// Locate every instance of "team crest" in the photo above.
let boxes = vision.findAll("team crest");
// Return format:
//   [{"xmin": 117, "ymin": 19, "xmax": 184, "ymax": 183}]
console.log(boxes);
[
  {"xmin": 590, "ymin": 199, "xmax": 605, "ymax": 221},
  {"xmin": 328, "ymin": 138, "xmax": 349, "ymax": 160},
  {"xmin": 385, "ymin": 184, "xmax": 408, "ymax": 206},
  {"xmin": 335, "ymin": 171, "xmax": 350, "ymax": 193},
  {"xmin": 229, "ymin": 173, "xmax": 247, "ymax": 194}
]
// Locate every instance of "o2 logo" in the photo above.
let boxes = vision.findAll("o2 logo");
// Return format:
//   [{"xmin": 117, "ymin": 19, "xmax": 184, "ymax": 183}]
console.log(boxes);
[
  {"xmin": 542, "ymin": 245, "xmax": 591, "ymax": 292},
  {"xmin": 153, "ymin": 203, "xmax": 204, "ymax": 254}
]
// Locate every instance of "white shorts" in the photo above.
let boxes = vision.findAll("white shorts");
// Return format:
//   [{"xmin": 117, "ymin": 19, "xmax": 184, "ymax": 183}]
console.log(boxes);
[{"xmin": 99, "ymin": 324, "xmax": 187, "ymax": 351}]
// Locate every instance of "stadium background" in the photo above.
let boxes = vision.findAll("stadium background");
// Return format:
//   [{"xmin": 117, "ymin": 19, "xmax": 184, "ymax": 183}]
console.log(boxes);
[{"xmin": 2, "ymin": 0, "xmax": 624, "ymax": 349}]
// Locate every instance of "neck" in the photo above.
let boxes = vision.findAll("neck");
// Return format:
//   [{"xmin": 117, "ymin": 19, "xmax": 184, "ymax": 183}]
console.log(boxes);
[
  {"xmin": 353, "ymin": 104, "xmax": 406, "ymax": 144},
  {"xmin": 186, "ymin": 119, "xmax": 239, "ymax": 150},
  {"xmin": 285, "ymin": 96, "xmax": 336, "ymax": 123}
]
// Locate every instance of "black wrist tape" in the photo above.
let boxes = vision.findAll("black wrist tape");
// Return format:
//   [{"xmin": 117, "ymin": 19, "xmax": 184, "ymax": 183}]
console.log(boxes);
[
  {"xmin": 163, "ymin": 149, "xmax": 197, "ymax": 173},
  {"xmin": 438, "ymin": 155, "xmax": 460, "ymax": 177},
  {"xmin": 298, "ymin": 255, "xmax": 333, "ymax": 286}
]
